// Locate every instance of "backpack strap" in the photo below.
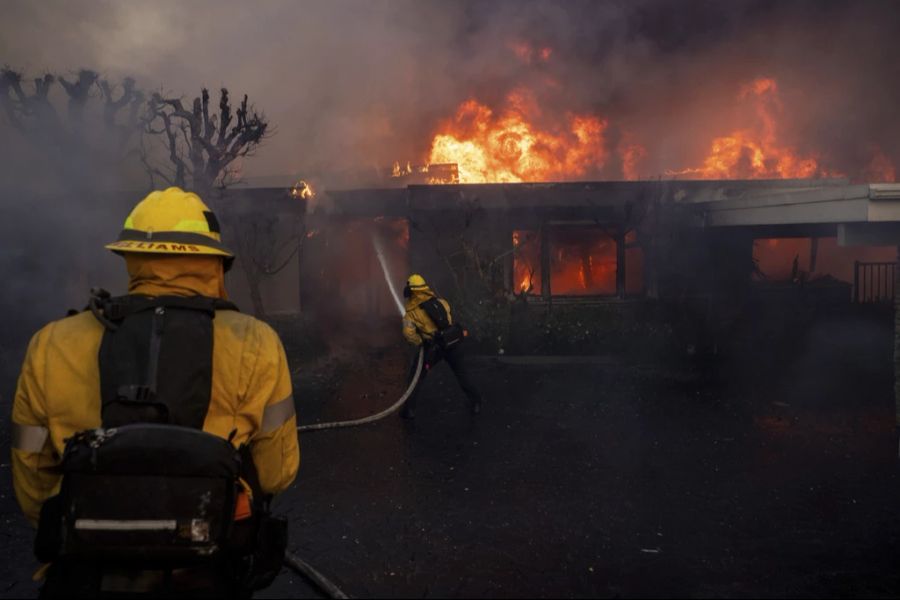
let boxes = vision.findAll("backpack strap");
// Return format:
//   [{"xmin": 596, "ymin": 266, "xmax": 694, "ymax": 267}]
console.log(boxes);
[
  {"xmin": 418, "ymin": 297, "xmax": 451, "ymax": 331},
  {"xmin": 90, "ymin": 289, "xmax": 238, "ymax": 327},
  {"xmin": 93, "ymin": 291, "xmax": 239, "ymax": 429}
]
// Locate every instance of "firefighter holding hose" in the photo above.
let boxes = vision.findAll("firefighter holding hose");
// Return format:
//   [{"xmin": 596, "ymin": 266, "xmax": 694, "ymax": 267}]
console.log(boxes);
[{"xmin": 400, "ymin": 274, "xmax": 482, "ymax": 419}]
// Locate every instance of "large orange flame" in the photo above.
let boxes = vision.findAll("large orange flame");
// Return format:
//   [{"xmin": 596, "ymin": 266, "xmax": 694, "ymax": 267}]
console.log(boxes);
[
  {"xmin": 426, "ymin": 89, "xmax": 609, "ymax": 183},
  {"xmin": 863, "ymin": 146, "xmax": 897, "ymax": 182},
  {"xmin": 403, "ymin": 75, "xmax": 893, "ymax": 185},
  {"xmin": 672, "ymin": 78, "xmax": 827, "ymax": 179}
]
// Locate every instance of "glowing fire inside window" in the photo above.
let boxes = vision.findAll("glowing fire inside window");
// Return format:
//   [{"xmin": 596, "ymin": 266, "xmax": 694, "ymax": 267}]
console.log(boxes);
[
  {"xmin": 549, "ymin": 227, "xmax": 617, "ymax": 296},
  {"xmin": 513, "ymin": 227, "xmax": 646, "ymax": 297},
  {"xmin": 512, "ymin": 230, "xmax": 541, "ymax": 295}
]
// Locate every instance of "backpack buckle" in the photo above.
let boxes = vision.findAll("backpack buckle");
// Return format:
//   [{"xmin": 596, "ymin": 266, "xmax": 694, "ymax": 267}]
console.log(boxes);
[{"xmin": 117, "ymin": 384, "xmax": 156, "ymax": 403}]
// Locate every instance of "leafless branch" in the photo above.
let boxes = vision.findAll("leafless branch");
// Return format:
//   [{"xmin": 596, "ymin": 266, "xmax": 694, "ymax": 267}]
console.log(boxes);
[
  {"xmin": 59, "ymin": 69, "xmax": 98, "ymax": 124},
  {"xmin": 142, "ymin": 86, "xmax": 270, "ymax": 193}
]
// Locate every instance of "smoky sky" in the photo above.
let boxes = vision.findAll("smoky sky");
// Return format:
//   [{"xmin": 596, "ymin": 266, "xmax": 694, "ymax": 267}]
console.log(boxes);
[{"xmin": 2, "ymin": 0, "xmax": 900, "ymax": 184}]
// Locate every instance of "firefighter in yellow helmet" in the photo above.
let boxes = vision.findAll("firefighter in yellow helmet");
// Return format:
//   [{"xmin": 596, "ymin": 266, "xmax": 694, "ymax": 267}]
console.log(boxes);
[
  {"xmin": 11, "ymin": 187, "xmax": 299, "ymax": 596},
  {"xmin": 400, "ymin": 274, "xmax": 482, "ymax": 419}
]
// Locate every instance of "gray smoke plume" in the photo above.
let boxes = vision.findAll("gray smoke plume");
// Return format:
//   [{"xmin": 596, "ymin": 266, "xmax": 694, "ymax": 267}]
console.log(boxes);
[{"xmin": 3, "ymin": 0, "xmax": 899, "ymax": 184}]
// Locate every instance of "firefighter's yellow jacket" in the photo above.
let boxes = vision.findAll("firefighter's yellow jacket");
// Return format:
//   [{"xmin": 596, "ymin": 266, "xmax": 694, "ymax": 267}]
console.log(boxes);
[
  {"xmin": 11, "ymin": 255, "xmax": 300, "ymax": 525},
  {"xmin": 402, "ymin": 287, "xmax": 452, "ymax": 346}
]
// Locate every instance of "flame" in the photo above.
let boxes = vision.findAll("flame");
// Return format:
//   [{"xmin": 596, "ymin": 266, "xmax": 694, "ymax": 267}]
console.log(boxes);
[
  {"xmin": 291, "ymin": 180, "xmax": 315, "ymax": 199},
  {"xmin": 426, "ymin": 89, "xmax": 608, "ymax": 184},
  {"xmin": 391, "ymin": 161, "xmax": 459, "ymax": 184},
  {"xmin": 620, "ymin": 137, "xmax": 647, "ymax": 181},
  {"xmin": 518, "ymin": 268, "xmax": 534, "ymax": 292},
  {"xmin": 392, "ymin": 161, "xmax": 412, "ymax": 178},
  {"xmin": 509, "ymin": 41, "xmax": 553, "ymax": 64},
  {"xmin": 401, "ymin": 76, "xmax": 893, "ymax": 186},
  {"xmin": 513, "ymin": 230, "xmax": 541, "ymax": 294},
  {"xmin": 549, "ymin": 230, "xmax": 617, "ymax": 295},
  {"xmin": 672, "ymin": 78, "xmax": 829, "ymax": 179},
  {"xmin": 863, "ymin": 146, "xmax": 896, "ymax": 182}
]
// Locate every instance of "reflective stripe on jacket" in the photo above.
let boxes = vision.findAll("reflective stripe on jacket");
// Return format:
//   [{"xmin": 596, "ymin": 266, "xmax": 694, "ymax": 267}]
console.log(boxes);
[{"xmin": 11, "ymin": 256, "xmax": 300, "ymax": 525}]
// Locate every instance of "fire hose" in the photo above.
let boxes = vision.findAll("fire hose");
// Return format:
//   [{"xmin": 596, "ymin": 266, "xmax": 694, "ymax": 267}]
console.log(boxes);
[
  {"xmin": 295, "ymin": 346, "xmax": 424, "ymax": 432},
  {"xmin": 283, "ymin": 346, "xmax": 424, "ymax": 597},
  {"xmin": 284, "ymin": 552, "xmax": 350, "ymax": 599}
]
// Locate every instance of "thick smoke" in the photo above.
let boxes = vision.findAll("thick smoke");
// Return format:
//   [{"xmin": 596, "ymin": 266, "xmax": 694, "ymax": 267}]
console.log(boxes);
[{"xmin": 3, "ymin": 0, "xmax": 899, "ymax": 185}]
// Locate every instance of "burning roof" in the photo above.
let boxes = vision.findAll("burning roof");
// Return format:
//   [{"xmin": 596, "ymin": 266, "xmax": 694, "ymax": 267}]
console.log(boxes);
[{"xmin": 391, "ymin": 77, "xmax": 895, "ymax": 186}]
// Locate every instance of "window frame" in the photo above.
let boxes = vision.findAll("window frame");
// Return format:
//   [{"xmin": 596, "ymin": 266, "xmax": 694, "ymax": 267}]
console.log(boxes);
[{"xmin": 510, "ymin": 221, "xmax": 645, "ymax": 300}]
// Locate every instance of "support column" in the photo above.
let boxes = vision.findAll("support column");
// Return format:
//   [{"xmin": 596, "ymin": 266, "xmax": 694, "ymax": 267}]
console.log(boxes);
[
  {"xmin": 540, "ymin": 224, "xmax": 551, "ymax": 302},
  {"xmin": 616, "ymin": 229, "xmax": 626, "ymax": 299},
  {"xmin": 894, "ymin": 246, "xmax": 900, "ymax": 454}
]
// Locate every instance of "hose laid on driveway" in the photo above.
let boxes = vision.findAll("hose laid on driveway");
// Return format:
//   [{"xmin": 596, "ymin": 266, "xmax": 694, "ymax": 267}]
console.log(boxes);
[
  {"xmin": 284, "ymin": 551, "xmax": 350, "ymax": 599},
  {"xmin": 295, "ymin": 346, "xmax": 424, "ymax": 433},
  {"xmin": 284, "ymin": 347, "xmax": 424, "ymax": 597}
]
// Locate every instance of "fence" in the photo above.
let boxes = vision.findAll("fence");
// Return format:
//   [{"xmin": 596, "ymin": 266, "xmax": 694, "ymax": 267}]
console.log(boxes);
[{"xmin": 853, "ymin": 261, "xmax": 896, "ymax": 304}]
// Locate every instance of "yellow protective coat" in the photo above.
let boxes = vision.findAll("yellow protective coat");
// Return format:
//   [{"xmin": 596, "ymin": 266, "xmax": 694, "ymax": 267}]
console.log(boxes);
[
  {"xmin": 402, "ymin": 287, "xmax": 452, "ymax": 346},
  {"xmin": 11, "ymin": 255, "xmax": 300, "ymax": 525}
]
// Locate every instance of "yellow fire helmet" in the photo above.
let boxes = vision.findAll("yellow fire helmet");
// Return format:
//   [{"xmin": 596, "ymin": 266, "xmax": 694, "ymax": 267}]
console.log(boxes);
[
  {"xmin": 105, "ymin": 187, "xmax": 235, "ymax": 270},
  {"xmin": 407, "ymin": 273, "xmax": 428, "ymax": 291}
]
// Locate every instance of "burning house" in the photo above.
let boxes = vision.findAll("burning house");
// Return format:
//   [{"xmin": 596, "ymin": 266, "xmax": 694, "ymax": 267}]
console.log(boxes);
[
  {"xmin": 214, "ymin": 67, "xmax": 900, "ymax": 329},
  {"xmin": 226, "ymin": 177, "xmax": 899, "ymax": 362}
]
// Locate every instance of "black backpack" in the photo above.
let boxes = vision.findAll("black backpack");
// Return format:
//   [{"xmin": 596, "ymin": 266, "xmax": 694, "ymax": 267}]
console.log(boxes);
[
  {"xmin": 35, "ymin": 291, "xmax": 286, "ymax": 593},
  {"xmin": 39, "ymin": 424, "xmax": 243, "ymax": 562},
  {"xmin": 418, "ymin": 297, "xmax": 465, "ymax": 350}
]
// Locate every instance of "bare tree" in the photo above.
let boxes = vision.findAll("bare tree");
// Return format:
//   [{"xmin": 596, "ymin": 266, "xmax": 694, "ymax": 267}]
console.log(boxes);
[
  {"xmin": 0, "ymin": 71, "xmax": 270, "ymax": 196},
  {"xmin": 141, "ymin": 88, "xmax": 270, "ymax": 195},
  {"xmin": 2, "ymin": 70, "xmax": 287, "ymax": 319},
  {"xmin": 1, "ymin": 68, "xmax": 144, "ymax": 142},
  {"xmin": 229, "ymin": 212, "xmax": 305, "ymax": 318},
  {"xmin": 0, "ymin": 70, "xmax": 60, "ymax": 134},
  {"xmin": 0, "ymin": 67, "xmax": 145, "ymax": 187}
]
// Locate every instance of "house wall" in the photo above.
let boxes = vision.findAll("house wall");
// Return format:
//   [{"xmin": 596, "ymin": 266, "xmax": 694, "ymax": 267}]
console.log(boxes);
[
  {"xmin": 311, "ymin": 181, "xmax": 900, "ymax": 357},
  {"xmin": 209, "ymin": 189, "xmax": 306, "ymax": 316}
]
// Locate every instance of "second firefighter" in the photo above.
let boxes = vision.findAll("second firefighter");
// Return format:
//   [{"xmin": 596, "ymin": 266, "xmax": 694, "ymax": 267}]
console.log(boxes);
[{"xmin": 401, "ymin": 274, "xmax": 482, "ymax": 419}]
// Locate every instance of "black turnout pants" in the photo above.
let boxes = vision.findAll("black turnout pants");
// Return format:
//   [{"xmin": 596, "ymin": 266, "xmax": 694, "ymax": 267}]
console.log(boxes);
[{"xmin": 405, "ymin": 342, "xmax": 482, "ymax": 412}]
